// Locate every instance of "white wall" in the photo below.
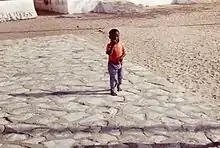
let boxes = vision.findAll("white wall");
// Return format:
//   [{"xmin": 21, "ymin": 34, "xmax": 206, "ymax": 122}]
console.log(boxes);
[
  {"xmin": 34, "ymin": 0, "xmax": 69, "ymax": 14},
  {"xmin": 129, "ymin": 0, "xmax": 173, "ymax": 6},
  {"xmin": 34, "ymin": 0, "xmax": 200, "ymax": 14},
  {"xmin": 0, "ymin": 0, "xmax": 37, "ymax": 23},
  {"xmin": 67, "ymin": 0, "xmax": 101, "ymax": 14},
  {"xmin": 66, "ymin": 0, "xmax": 196, "ymax": 14}
]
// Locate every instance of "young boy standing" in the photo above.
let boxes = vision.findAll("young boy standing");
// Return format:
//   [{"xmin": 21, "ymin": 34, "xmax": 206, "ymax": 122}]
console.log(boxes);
[{"xmin": 106, "ymin": 29, "xmax": 126, "ymax": 96}]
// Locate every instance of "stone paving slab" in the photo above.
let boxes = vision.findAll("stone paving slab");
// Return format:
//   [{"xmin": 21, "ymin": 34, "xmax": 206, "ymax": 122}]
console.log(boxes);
[{"xmin": 0, "ymin": 35, "xmax": 220, "ymax": 148}]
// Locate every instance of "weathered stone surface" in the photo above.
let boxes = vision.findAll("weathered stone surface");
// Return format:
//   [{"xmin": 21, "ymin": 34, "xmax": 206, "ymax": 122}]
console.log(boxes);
[
  {"xmin": 10, "ymin": 107, "xmax": 33, "ymax": 115},
  {"xmin": 0, "ymin": 144, "xmax": 24, "ymax": 148},
  {"xmin": 55, "ymin": 96, "xmax": 77, "ymax": 103},
  {"xmin": 45, "ymin": 130, "xmax": 74, "ymax": 139},
  {"xmin": 46, "ymin": 110, "xmax": 67, "ymax": 117},
  {"xmin": 108, "ymin": 129, "xmax": 121, "ymax": 136},
  {"xmin": 43, "ymin": 139, "xmax": 76, "ymax": 148},
  {"xmin": 0, "ymin": 35, "xmax": 219, "ymax": 147},
  {"xmin": 79, "ymin": 139, "xmax": 100, "ymax": 145},
  {"xmin": 0, "ymin": 124, "xmax": 5, "ymax": 133},
  {"xmin": 3, "ymin": 103, "xmax": 29, "ymax": 112},
  {"xmin": 182, "ymin": 132, "xmax": 211, "ymax": 144},
  {"xmin": 128, "ymin": 114, "xmax": 146, "ymax": 121},
  {"xmin": 119, "ymin": 129, "xmax": 150, "ymax": 143},
  {"xmin": 63, "ymin": 112, "xmax": 89, "ymax": 122},
  {"xmin": 62, "ymin": 102, "xmax": 88, "ymax": 111},
  {"xmin": 6, "ymin": 123, "xmax": 41, "ymax": 132},
  {"xmin": 206, "ymin": 129, "xmax": 220, "ymax": 142},
  {"xmin": 90, "ymin": 133, "xmax": 118, "ymax": 144},
  {"xmin": 8, "ymin": 113, "xmax": 34, "ymax": 122},
  {"xmin": 137, "ymin": 99, "xmax": 160, "ymax": 106},
  {"xmin": 3, "ymin": 133, "xmax": 29, "ymax": 141},
  {"xmin": 0, "ymin": 111, "xmax": 9, "ymax": 118},
  {"xmin": 77, "ymin": 97, "xmax": 106, "ymax": 105},
  {"xmin": 73, "ymin": 132, "xmax": 92, "ymax": 139},
  {"xmin": 122, "ymin": 105, "xmax": 142, "ymax": 113},
  {"xmin": 23, "ymin": 137, "xmax": 46, "ymax": 144},
  {"xmin": 109, "ymin": 116, "xmax": 136, "ymax": 127},
  {"xmin": 0, "ymin": 118, "xmax": 10, "ymax": 125},
  {"xmin": 148, "ymin": 135, "xmax": 169, "ymax": 143},
  {"xmin": 27, "ymin": 115, "xmax": 58, "ymax": 125},
  {"xmin": 79, "ymin": 114, "xmax": 105, "ymax": 125}
]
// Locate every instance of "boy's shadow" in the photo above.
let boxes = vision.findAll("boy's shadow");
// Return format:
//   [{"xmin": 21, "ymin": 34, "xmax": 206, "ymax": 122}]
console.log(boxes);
[{"xmin": 9, "ymin": 89, "xmax": 110, "ymax": 98}]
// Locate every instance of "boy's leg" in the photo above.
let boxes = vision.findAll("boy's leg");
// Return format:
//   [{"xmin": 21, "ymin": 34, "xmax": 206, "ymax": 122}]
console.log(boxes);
[
  {"xmin": 117, "ymin": 65, "xmax": 123, "ymax": 91},
  {"xmin": 108, "ymin": 62, "xmax": 118, "ymax": 95}
]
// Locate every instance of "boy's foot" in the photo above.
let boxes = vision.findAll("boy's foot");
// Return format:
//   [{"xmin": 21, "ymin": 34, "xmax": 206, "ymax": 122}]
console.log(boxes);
[
  {"xmin": 111, "ymin": 91, "xmax": 117, "ymax": 96},
  {"xmin": 117, "ymin": 85, "xmax": 122, "ymax": 91}
]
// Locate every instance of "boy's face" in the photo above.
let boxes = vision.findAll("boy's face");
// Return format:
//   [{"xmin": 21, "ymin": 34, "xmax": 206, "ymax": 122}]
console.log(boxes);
[{"xmin": 109, "ymin": 31, "xmax": 119, "ymax": 44}]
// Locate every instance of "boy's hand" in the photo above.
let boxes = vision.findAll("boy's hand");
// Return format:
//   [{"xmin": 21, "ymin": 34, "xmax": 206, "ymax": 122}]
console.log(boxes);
[
  {"xmin": 118, "ymin": 56, "xmax": 123, "ymax": 62},
  {"xmin": 106, "ymin": 43, "xmax": 115, "ymax": 55},
  {"xmin": 110, "ymin": 40, "xmax": 117, "ymax": 45}
]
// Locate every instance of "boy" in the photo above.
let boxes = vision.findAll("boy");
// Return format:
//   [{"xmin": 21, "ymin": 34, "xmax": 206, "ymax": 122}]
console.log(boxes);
[{"xmin": 106, "ymin": 29, "xmax": 126, "ymax": 96}]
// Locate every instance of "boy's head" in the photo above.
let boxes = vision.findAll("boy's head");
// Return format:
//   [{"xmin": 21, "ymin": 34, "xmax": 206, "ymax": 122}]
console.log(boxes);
[{"xmin": 109, "ymin": 29, "xmax": 120, "ymax": 44}]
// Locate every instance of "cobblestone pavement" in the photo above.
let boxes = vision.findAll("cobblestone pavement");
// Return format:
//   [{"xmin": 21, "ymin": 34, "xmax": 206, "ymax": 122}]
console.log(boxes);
[{"xmin": 0, "ymin": 35, "xmax": 220, "ymax": 148}]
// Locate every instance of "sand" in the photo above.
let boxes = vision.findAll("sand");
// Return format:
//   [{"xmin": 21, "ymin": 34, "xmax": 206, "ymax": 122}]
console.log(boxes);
[{"xmin": 0, "ymin": 2, "xmax": 219, "ymax": 100}]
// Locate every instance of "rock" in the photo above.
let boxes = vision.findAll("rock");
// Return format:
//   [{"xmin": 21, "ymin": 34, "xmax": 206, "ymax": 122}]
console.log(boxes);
[
  {"xmin": 0, "ymin": 117, "xmax": 10, "ymax": 125},
  {"xmin": 63, "ymin": 112, "xmax": 89, "ymax": 122},
  {"xmin": 108, "ymin": 129, "xmax": 121, "ymax": 136},
  {"xmin": 148, "ymin": 106, "xmax": 168, "ymax": 113},
  {"xmin": 55, "ymin": 96, "xmax": 77, "ymax": 103},
  {"xmin": 45, "ymin": 130, "xmax": 74, "ymax": 139},
  {"xmin": 46, "ymin": 110, "xmax": 67, "ymax": 117},
  {"xmin": 27, "ymin": 115, "xmax": 58, "ymax": 125},
  {"xmin": 0, "ymin": 111, "xmax": 10, "ymax": 118},
  {"xmin": 0, "ymin": 144, "xmax": 24, "ymax": 148},
  {"xmin": 3, "ymin": 133, "xmax": 28, "ymax": 141},
  {"xmin": 148, "ymin": 135, "xmax": 169, "ymax": 143},
  {"xmin": 62, "ymin": 102, "xmax": 88, "ymax": 111},
  {"xmin": 79, "ymin": 139, "xmax": 99, "ymax": 145},
  {"xmin": 128, "ymin": 114, "xmax": 146, "ymax": 121},
  {"xmin": 156, "ymin": 96, "xmax": 169, "ymax": 101},
  {"xmin": 122, "ymin": 104, "xmax": 142, "ymax": 113},
  {"xmin": 6, "ymin": 123, "xmax": 40, "ymax": 132},
  {"xmin": 182, "ymin": 132, "xmax": 211, "ymax": 144},
  {"xmin": 205, "ymin": 129, "xmax": 220, "ymax": 142},
  {"xmin": 79, "ymin": 114, "xmax": 105, "ymax": 125},
  {"xmin": 137, "ymin": 99, "xmax": 160, "ymax": 106},
  {"xmin": 43, "ymin": 139, "xmax": 76, "ymax": 148},
  {"xmin": 3, "ymin": 103, "xmax": 29, "ymax": 112},
  {"xmin": 146, "ymin": 110, "xmax": 164, "ymax": 120},
  {"xmin": 90, "ymin": 133, "xmax": 118, "ymax": 144},
  {"xmin": 24, "ymin": 137, "xmax": 46, "ymax": 144},
  {"xmin": 148, "ymin": 89, "xmax": 171, "ymax": 96},
  {"xmin": 8, "ymin": 113, "xmax": 34, "ymax": 122},
  {"xmin": 77, "ymin": 96, "xmax": 105, "ymax": 105},
  {"xmin": 109, "ymin": 116, "xmax": 135, "ymax": 127},
  {"xmin": 73, "ymin": 132, "xmax": 92, "ymax": 139},
  {"xmin": 0, "ymin": 124, "xmax": 5, "ymax": 133}
]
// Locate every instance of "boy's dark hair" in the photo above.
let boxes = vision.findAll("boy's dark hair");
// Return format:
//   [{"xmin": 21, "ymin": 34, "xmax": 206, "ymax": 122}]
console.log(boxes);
[{"xmin": 109, "ymin": 29, "xmax": 119, "ymax": 36}]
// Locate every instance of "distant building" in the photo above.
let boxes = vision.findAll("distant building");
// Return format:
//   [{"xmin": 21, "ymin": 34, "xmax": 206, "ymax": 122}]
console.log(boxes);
[
  {"xmin": 0, "ymin": 0, "xmax": 205, "ymax": 22},
  {"xmin": 0, "ymin": 0, "xmax": 37, "ymax": 22},
  {"xmin": 33, "ymin": 0, "xmax": 201, "ymax": 14},
  {"xmin": 34, "ymin": 0, "xmax": 69, "ymax": 14}
]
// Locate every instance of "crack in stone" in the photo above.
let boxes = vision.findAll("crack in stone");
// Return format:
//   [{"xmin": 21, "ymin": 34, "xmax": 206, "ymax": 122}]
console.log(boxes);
[
  {"xmin": 3, "ymin": 117, "xmax": 13, "ymax": 123},
  {"xmin": 204, "ymin": 132, "xmax": 214, "ymax": 142}
]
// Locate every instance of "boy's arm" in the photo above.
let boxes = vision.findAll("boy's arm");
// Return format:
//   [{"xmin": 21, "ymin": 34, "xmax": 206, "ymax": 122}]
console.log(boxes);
[
  {"xmin": 119, "ymin": 46, "xmax": 126, "ymax": 60},
  {"xmin": 106, "ymin": 44, "xmax": 114, "ymax": 55}
]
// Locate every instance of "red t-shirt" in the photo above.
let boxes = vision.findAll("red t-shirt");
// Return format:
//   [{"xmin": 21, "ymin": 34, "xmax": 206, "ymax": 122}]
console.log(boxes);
[{"xmin": 106, "ymin": 41, "xmax": 125, "ymax": 64}]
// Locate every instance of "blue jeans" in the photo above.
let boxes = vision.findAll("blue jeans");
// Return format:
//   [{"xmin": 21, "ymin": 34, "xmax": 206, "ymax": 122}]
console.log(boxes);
[{"xmin": 108, "ymin": 61, "xmax": 123, "ymax": 92}]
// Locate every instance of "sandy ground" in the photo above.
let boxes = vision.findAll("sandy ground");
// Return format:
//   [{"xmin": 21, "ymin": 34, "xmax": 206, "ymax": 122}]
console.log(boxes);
[{"xmin": 0, "ymin": 3, "xmax": 219, "ymax": 100}]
